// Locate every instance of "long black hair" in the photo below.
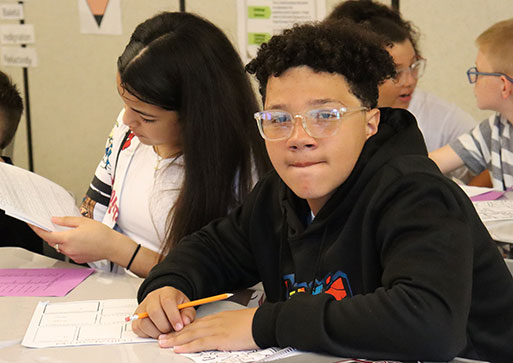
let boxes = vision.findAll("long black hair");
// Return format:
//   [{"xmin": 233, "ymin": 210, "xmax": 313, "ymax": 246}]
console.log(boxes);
[{"xmin": 118, "ymin": 12, "xmax": 270, "ymax": 257}]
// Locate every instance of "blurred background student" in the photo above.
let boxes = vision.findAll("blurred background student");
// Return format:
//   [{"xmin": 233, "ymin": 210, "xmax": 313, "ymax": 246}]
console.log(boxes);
[
  {"xmin": 327, "ymin": 0, "xmax": 477, "ymax": 182},
  {"xmin": 32, "ymin": 12, "xmax": 270, "ymax": 276},
  {"xmin": 429, "ymin": 18, "xmax": 513, "ymax": 258},
  {"xmin": 430, "ymin": 18, "xmax": 513, "ymax": 190},
  {"xmin": 0, "ymin": 70, "xmax": 43, "ymax": 254}
]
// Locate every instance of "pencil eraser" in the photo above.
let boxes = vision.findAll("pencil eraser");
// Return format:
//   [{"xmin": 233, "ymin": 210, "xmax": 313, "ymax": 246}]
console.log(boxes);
[{"xmin": 125, "ymin": 316, "xmax": 130, "ymax": 322}]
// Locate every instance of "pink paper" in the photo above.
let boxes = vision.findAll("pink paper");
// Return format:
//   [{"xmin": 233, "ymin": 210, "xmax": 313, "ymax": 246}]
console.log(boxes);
[
  {"xmin": 470, "ymin": 190, "xmax": 506, "ymax": 202},
  {"xmin": 0, "ymin": 268, "xmax": 95, "ymax": 296}
]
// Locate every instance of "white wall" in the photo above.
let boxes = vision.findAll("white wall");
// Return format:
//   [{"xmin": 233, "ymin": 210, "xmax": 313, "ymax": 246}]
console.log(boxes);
[
  {"xmin": 400, "ymin": 0, "xmax": 513, "ymax": 123},
  {"xmin": 4, "ymin": 0, "xmax": 513, "ymax": 202}
]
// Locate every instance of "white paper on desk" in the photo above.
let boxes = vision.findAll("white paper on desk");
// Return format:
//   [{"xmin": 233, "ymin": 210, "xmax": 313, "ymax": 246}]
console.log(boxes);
[
  {"xmin": 22, "ymin": 299, "xmax": 154, "ymax": 348},
  {"xmin": 182, "ymin": 301, "xmax": 300, "ymax": 363},
  {"xmin": 459, "ymin": 185, "xmax": 495, "ymax": 198},
  {"xmin": 182, "ymin": 346, "xmax": 299, "ymax": 363},
  {"xmin": 0, "ymin": 162, "xmax": 81, "ymax": 231},
  {"xmin": 473, "ymin": 200, "xmax": 513, "ymax": 222}
]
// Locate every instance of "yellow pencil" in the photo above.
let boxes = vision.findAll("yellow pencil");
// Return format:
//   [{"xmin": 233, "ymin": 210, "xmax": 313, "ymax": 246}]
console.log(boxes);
[{"xmin": 124, "ymin": 292, "xmax": 234, "ymax": 322}]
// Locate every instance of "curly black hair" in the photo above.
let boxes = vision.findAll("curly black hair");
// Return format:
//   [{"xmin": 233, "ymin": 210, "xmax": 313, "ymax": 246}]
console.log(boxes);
[{"xmin": 245, "ymin": 21, "xmax": 396, "ymax": 108}]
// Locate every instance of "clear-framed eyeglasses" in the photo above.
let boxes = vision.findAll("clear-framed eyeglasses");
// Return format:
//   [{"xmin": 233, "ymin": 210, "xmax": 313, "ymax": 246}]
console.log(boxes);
[
  {"xmin": 466, "ymin": 66, "xmax": 513, "ymax": 84},
  {"xmin": 254, "ymin": 105, "xmax": 368, "ymax": 141},
  {"xmin": 393, "ymin": 58, "xmax": 426, "ymax": 85}
]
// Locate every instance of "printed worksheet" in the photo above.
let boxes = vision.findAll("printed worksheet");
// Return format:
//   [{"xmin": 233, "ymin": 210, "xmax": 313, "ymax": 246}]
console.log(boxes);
[
  {"xmin": 22, "ymin": 297, "xmax": 299, "ymax": 363},
  {"xmin": 182, "ymin": 346, "xmax": 299, "ymax": 363},
  {"xmin": 473, "ymin": 200, "xmax": 513, "ymax": 222},
  {"xmin": 22, "ymin": 299, "xmax": 154, "ymax": 348},
  {"xmin": 0, "ymin": 162, "xmax": 81, "ymax": 231}
]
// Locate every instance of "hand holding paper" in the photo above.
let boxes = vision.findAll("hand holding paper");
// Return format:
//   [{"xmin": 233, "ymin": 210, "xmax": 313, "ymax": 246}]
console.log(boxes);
[{"xmin": 30, "ymin": 216, "xmax": 127, "ymax": 264}]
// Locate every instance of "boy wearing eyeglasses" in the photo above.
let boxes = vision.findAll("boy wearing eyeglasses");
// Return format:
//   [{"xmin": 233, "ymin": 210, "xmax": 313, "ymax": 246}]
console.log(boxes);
[
  {"xmin": 430, "ymin": 18, "xmax": 513, "ymax": 191},
  {"xmin": 133, "ymin": 22, "xmax": 513, "ymax": 362}
]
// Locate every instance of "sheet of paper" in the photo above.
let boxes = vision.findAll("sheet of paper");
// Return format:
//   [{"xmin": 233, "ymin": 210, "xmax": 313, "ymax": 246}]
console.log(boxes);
[
  {"xmin": 22, "ymin": 296, "xmax": 298, "ymax": 362},
  {"xmin": 183, "ymin": 302, "xmax": 300, "ymax": 363},
  {"xmin": 0, "ymin": 162, "xmax": 81, "ymax": 231},
  {"xmin": 459, "ymin": 185, "xmax": 497, "ymax": 199},
  {"xmin": 459, "ymin": 184, "xmax": 513, "ymax": 202},
  {"xmin": 22, "ymin": 299, "xmax": 154, "ymax": 348},
  {"xmin": 0, "ymin": 268, "xmax": 94, "ymax": 297},
  {"xmin": 473, "ymin": 200, "xmax": 513, "ymax": 222},
  {"xmin": 78, "ymin": 0, "xmax": 122, "ymax": 35},
  {"xmin": 470, "ymin": 190, "xmax": 507, "ymax": 202},
  {"xmin": 182, "ymin": 347, "xmax": 299, "ymax": 363}
]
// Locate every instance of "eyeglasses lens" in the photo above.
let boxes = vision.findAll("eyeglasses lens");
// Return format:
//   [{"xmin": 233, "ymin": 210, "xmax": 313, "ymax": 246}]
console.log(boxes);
[
  {"xmin": 260, "ymin": 112, "xmax": 293, "ymax": 140},
  {"xmin": 306, "ymin": 109, "xmax": 341, "ymax": 138},
  {"xmin": 394, "ymin": 59, "xmax": 425, "ymax": 84},
  {"xmin": 467, "ymin": 67, "xmax": 477, "ymax": 84}
]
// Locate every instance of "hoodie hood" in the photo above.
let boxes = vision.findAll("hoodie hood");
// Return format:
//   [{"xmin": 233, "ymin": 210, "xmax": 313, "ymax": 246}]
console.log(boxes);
[{"xmin": 276, "ymin": 107, "xmax": 429, "ymax": 300}]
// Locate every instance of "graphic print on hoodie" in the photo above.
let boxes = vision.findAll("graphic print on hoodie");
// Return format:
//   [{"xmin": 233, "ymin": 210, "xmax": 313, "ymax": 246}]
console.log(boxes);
[{"xmin": 283, "ymin": 270, "xmax": 353, "ymax": 300}]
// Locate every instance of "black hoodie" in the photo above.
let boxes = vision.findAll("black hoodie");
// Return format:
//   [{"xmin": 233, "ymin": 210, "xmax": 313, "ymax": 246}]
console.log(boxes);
[{"xmin": 139, "ymin": 108, "xmax": 513, "ymax": 362}]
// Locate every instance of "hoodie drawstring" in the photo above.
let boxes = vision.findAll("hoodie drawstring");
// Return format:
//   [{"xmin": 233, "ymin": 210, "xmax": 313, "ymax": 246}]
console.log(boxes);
[
  {"xmin": 309, "ymin": 225, "xmax": 328, "ymax": 294},
  {"xmin": 279, "ymin": 208, "xmax": 330, "ymax": 298}
]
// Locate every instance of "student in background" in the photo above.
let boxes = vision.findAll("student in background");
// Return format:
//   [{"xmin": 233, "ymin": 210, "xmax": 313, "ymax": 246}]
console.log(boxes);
[
  {"xmin": 430, "ymin": 18, "xmax": 513, "ymax": 191},
  {"xmin": 132, "ymin": 22, "xmax": 513, "ymax": 362},
  {"xmin": 326, "ymin": 1, "xmax": 476, "ymax": 154},
  {"xmin": 0, "ymin": 70, "xmax": 43, "ymax": 254},
  {"xmin": 0, "ymin": 71, "xmax": 21, "ymax": 165},
  {"xmin": 31, "ymin": 12, "xmax": 270, "ymax": 277}
]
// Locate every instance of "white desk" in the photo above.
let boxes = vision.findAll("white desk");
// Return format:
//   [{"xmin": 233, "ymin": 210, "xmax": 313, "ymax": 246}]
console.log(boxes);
[
  {"xmin": 484, "ymin": 219, "xmax": 513, "ymax": 244},
  {"xmin": 0, "ymin": 248, "xmax": 339, "ymax": 363},
  {"xmin": 458, "ymin": 185, "xmax": 513, "ymax": 245},
  {"xmin": 0, "ymin": 248, "xmax": 490, "ymax": 363},
  {"xmin": 0, "ymin": 247, "xmax": 192, "ymax": 363}
]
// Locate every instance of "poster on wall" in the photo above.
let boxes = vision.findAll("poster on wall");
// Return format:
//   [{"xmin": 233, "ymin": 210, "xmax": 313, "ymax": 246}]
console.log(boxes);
[
  {"xmin": 237, "ymin": 0, "xmax": 326, "ymax": 64},
  {"xmin": 78, "ymin": 0, "xmax": 121, "ymax": 35}
]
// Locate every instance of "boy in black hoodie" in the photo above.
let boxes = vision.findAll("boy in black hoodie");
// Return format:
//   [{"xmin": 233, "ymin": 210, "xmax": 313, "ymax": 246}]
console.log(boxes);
[{"xmin": 133, "ymin": 22, "xmax": 513, "ymax": 362}]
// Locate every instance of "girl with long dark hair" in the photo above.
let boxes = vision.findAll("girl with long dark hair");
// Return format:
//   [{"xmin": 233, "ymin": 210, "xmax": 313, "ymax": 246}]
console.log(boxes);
[{"xmin": 33, "ymin": 12, "xmax": 270, "ymax": 277}]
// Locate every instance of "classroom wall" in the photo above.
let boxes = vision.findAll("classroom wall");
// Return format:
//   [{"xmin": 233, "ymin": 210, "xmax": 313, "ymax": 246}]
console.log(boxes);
[
  {"xmin": 4, "ymin": 0, "xmax": 513, "ymax": 204},
  {"xmin": 400, "ymin": 0, "xmax": 513, "ymax": 124}
]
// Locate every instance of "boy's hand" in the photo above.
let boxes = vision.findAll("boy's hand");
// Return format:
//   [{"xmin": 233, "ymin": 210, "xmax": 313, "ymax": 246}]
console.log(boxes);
[
  {"xmin": 132, "ymin": 287, "xmax": 196, "ymax": 338},
  {"xmin": 158, "ymin": 307, "xmax": 258, "ymax": 353}
]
